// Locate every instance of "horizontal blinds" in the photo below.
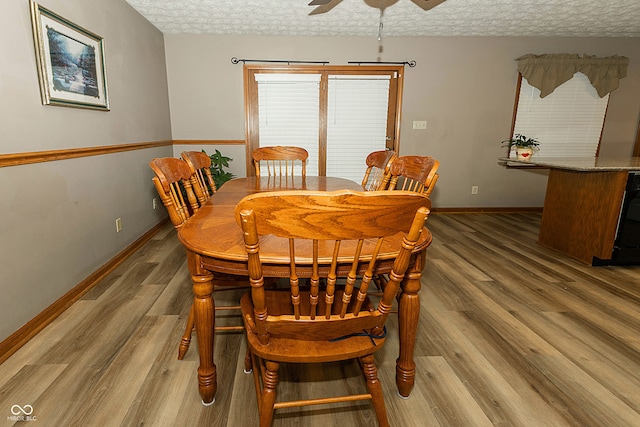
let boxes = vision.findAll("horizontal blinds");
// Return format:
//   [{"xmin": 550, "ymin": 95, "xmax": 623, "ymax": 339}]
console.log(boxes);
[
  {"xmin": 256, "ymin": 73, "xmax": 321, "ymax": 176},
  {"xmin": 513, "ymin": 72, "xmax": 609, "ymax": 158},
  {"xmin": 326, "ymin": 75, "xmax": 390, "ymax": 182}
]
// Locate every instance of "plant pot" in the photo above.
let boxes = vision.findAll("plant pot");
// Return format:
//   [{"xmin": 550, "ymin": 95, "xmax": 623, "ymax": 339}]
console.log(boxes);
[{"xmin": 516, "ymin": 147, "xmax": 534, "ymax": 161}]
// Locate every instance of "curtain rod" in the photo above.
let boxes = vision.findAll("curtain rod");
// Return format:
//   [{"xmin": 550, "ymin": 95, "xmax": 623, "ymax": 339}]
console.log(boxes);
[
  {"xmin": 230, "ymin": 57, "xmax": 415, "ymax": 67},
  {"xmin": 231, "ymin": 57, "xmax": 329, "ymax": 65},
  {"xmin": 348, "ymin": 60, "xmax": 416, "ymax": 67}
]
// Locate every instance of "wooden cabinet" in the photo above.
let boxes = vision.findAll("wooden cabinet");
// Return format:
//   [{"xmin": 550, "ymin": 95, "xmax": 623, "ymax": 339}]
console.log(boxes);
[{"xmin": 538, "ymin": 169, "xmax": 628, "ymax": 264}]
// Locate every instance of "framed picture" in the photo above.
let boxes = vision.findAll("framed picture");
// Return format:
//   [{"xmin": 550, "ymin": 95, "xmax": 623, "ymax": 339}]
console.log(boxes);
[{"xmin": 30, "ymin": 0, "xmax": 109, "ymax": 110}]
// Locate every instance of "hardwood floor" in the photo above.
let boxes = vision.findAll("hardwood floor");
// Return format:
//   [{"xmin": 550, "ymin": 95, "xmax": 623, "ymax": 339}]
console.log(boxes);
[{"xmin": 1, "ymin": 213, "xmax": 640, "ymax": 426}]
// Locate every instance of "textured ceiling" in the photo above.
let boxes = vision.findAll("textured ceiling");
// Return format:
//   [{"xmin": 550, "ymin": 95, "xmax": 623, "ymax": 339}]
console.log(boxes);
[{"xmin": 124, "ymin": 0, "xmax": 640, "ymax": 37}]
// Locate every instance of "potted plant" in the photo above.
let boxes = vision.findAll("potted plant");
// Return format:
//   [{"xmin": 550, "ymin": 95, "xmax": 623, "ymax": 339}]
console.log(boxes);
[
  {"xmin": 502, "ymin": 133, "xmax": 540, "ymax": 161},
  {"xmin": 205, "ymin": 149, "xmax": 234, "ymax": 188}
]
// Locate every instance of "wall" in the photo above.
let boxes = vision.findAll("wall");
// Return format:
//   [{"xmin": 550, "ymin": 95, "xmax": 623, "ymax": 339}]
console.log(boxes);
[
  {"xmin": 172, "ymin": 143, "xmax": 247, "ymax": 180},
  {"xmin": 164, "ymin": 34, "xmax": 640, "ymax": 208},
  {"xmin": 0, "ymin": 0, "xmax": 172, "ymax": 342}
]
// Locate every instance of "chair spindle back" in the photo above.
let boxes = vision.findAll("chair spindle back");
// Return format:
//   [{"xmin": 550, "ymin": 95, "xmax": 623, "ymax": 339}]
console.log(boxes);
[
  {"xmin": 252, "ymin": 146, "xmax": 308, "ymax": 178},
  {"xmin": 235, "ymin": 190, "xmax": 430, "ymax": 345},
  {"xmin": 385, "ymin": 155, "xmax": 440, "ymax": 197},
  {"xmin": 181, "ymin": 151, "xmax": 217, "ymax": 206},
  {"xmin": 361, "ymin": 150, "xmax": 397, "ymax": 191},
  {"xmin": 149, "ymin": 157, "xmax": 198, "ymax": 229}
]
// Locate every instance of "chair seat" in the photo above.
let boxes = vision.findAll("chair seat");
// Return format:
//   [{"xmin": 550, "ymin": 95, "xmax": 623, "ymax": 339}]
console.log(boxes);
[{"xmin": 241, "ymin": 292, "xmax": 384, "ymax": 363}]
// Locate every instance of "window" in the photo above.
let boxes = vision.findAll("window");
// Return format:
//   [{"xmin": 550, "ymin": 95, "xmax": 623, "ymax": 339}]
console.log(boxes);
[
  {"xmin": 325, "ymin": 75, "xmax": 391, "ymax": 182},
  {"xmin": 508, "ymin": 54, "xmax": 628, "ymax": 160},
  {"xmin": 255, "ymin": 73, "xmax": 321, "ymax": 176},
  {"xmin": 244, "ymin": 65, "xmax": 403, "ymax": 178},
  {"xmin": 512, "ymin": 72, "xmax": 609, "ymax": 158}
]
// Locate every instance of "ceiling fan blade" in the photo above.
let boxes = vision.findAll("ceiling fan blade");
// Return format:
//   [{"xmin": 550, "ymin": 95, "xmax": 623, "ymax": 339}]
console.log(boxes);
[
  {"xmin": 308, "ymin": 0, "xmax": 332, "ymax": 5},
  {"xmin": 309, "ymin": 0, "xmax": 343, "ymax": 15},
  {"xmin": 410, "ymin": 0, "xmax": 447, "ymax": 11}
]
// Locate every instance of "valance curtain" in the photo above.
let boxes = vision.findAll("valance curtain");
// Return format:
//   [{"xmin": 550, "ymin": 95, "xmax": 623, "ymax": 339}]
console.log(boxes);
[{"xmin": 516, "ymin": 54, "xmax": 629, "ymax": 98}]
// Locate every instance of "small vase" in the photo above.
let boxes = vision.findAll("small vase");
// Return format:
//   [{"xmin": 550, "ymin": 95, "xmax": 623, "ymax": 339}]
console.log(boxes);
[{"xmin": 516, "ymin": 147, "xmax": 534, "ymax": 161}]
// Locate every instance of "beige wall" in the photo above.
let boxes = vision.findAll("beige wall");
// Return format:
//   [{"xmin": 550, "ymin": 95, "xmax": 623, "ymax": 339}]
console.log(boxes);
[
  {"xmin": 165, "ymin": 34, "xmax": 640, "ymax": 208},
  {"xmin": 0, "ymin": 0, "xmax": 172, "ymax": 341}
]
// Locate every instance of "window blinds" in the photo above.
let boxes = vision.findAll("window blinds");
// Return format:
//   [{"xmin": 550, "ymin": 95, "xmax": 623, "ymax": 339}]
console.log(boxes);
[
  {"xmin": 255, "ymin": 72, "xmax": 392, "ymax": 180},
  {"xmin": 256, "ymin": 73, "xmax": 321, "ymax": 176},
  {"xmin": 513, "ymin": 72, "xmax": 609, "ymax": 158},
  {"xmin": 326, "ymin": 75, "xmax": 390, "ymax": 182}
]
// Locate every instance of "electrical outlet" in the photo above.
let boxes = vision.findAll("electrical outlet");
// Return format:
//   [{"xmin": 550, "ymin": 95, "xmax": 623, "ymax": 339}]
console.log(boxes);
[
  {"xmin": 115, "ymin": 217, "xmax": 123, "ymax": 233},
  {"xmin": 412, "ymin": 120, "xmax": 427, "ymax": 130},
  {"xmin": 471, "ymin": 186, "xmax": 479, "ymax": 195},
  {"xmin": 153, "ymin": 198, "xmax": 157, "ymax": 210}
]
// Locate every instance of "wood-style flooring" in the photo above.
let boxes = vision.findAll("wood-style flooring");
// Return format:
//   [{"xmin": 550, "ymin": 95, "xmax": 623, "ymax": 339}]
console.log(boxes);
[{"xmin": 1, "ymin": 213, "xmax": 640, "ymax": 426}]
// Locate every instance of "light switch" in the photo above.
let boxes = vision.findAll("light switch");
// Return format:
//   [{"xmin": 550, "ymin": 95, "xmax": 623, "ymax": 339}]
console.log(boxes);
[{"xmin": 412, "ymin": 120, "xmax": 427, "ymax": 130}]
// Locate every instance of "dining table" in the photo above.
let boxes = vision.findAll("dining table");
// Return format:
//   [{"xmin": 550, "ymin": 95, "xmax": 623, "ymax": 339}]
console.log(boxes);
[{"xmin": 177, "ymin": 175, "xmax": 432, "ymax": 405}]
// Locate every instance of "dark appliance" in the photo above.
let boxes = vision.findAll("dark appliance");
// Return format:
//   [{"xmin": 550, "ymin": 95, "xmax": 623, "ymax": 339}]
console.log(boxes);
[{"xmin": 609, "ymin": 172, "xmax": 640, "ymax": 265}]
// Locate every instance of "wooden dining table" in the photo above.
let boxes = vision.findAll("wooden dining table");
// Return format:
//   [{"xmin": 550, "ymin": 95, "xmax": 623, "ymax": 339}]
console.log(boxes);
[{"xmin": 177, "ymin": 176, "xmax": 432, "ymax": 405}]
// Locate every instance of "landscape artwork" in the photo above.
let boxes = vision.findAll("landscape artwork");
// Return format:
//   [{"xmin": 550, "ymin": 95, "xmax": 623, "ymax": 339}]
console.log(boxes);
[{"xmin": 30, "ymin": 1, "xmax": 109, "ymax": 110}]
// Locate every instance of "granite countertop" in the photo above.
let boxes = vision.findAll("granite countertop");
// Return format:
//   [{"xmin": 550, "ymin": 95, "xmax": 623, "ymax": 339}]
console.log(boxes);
[{"xmin": 498, "ymin": 157, "xmax": 640, "ymax": 171}]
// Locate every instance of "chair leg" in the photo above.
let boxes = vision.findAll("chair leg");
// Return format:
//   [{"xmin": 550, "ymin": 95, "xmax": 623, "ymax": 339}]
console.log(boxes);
[
  {"xmin": 178, "ymin": 304, "xmax": 195, "ymax": 360},
  {"xmin": 244, "ymin": 347, "xmax": 253, "ymax": 373},
  {"xmin": 361, "ymin": 354, "xmax": 389, "ymax": 427},
  {"xmin": 259, "ymin": 360, "xmax": 279, "ymax": 427},
  {"xmin": 251, "ymin": 352, "xmax": 263, "ymax": 412}
]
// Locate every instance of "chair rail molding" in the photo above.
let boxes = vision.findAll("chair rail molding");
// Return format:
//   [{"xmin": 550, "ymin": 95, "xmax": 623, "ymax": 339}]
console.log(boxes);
[{"xmin": 0, "ymin": 141, "xmax": 172, "ymax": 168}]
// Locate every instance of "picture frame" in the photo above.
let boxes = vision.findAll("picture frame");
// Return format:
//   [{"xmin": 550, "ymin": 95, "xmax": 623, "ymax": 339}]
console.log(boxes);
[{"xmin": 29, "ymin": 0, "xmax": 109, "ymax": 111}]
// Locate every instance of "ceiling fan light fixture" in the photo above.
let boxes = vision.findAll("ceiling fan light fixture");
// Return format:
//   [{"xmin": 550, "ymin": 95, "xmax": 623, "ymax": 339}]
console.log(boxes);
[{"xmin": 308, "ymin": 0, "xmax": 447, "ymax": 14}]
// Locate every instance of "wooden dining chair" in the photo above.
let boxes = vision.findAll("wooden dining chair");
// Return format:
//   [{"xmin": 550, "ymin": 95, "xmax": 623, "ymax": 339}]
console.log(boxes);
[
  {"xmin": 149, "ymin": 157, "xmax": 200, "ymax": 229},
  {"xmin": 361, "ymin": 149, "xmax": 397, "ymax": 191},
  {"xmin": 384, "ymin": 155, "xmax": 440, "ymax": 197},
  {"xmin": 252, "ymin": 146, "xmax": 308, "ymax": 178},
  {"xmin": 150, "ymin": 157, "xmax": 246, "ymax": 360},
  {"xmin": 181, "ymin": 150, "xmax": 217, "ymax": 206},
  {"xmin": 235, "ymin": 190, "xmax": 430, "ymax": 427}
]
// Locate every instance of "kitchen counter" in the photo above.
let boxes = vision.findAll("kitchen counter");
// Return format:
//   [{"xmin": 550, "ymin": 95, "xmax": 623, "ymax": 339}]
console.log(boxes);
[
  {"xmin": 500, "ymin": 156, "xmax": 640, "ymax": 171},
  {"xmin": 500, "ymin": 157, "xmax": 640, "ymax": 265}
]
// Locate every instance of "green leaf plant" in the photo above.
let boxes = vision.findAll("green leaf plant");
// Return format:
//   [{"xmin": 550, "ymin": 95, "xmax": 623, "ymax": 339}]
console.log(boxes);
[
  {"xmin": 205, "ymin": 149, "xmax": 234, "ymax": 189},
  {"xmin": 501, "ymin": 133, "xmax": 540, "ymax": 149}
]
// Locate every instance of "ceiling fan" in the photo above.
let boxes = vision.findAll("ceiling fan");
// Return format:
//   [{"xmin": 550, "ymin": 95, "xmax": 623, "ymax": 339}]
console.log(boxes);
[{"xmin": 308, "ymin": 0, "xmax": 447, "ymax": 15}]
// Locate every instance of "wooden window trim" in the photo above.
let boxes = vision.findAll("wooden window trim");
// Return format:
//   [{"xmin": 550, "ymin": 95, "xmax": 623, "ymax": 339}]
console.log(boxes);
[
  {"xmin": 243, "ymin": 64, "xmax": 403, "ymax": 176},
  {"xmin": 633, "ymin": 119, "xmax": 640, "ymax": 157}
]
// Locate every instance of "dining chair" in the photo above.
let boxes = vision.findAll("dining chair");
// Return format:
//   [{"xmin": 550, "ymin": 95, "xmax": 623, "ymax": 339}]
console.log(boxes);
[
  {"xmin": 385, "ymin": 155, "xmax": 440, "ymax": 197},
  {"xmin": 361, "ymin": 149, "xmax": 397, "ymax": 191},
  {"xmin": 149, "ymin": 157, "xmax": 200, "ymax": 229},
  {"xmin": 181, "ymin": 150, "xmax": 217, "ymax": 206},
  {"xmin": 149, "ymin": 157, "xmax": 246, "ymax": 360},
  {"xmin": 252, "ymin": 146, "xmax": 308, "ymax": 178},
  {"xmin": 235, "ymin": 190, "xmax": 430, "ymax": 427}
]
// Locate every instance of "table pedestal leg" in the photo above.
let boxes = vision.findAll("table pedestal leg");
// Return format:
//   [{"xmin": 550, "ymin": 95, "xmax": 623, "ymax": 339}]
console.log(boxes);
[
  {"xmin": 192, "ymin": 272, "xmax": 217, "ymax": 404},
  {"xmin": 396, "ymin": 253, "xmax": 424, "ymax": 398}
]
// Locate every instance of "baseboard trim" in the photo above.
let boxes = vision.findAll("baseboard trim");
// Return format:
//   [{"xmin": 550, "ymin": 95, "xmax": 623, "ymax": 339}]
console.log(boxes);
[
  {"xmin": 430, "ymin": 207, "xmax": 543, "ymax": 214},
  {"xmin": 0, "ymin": 219, "xmax": 169, "ymax": 365}
]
